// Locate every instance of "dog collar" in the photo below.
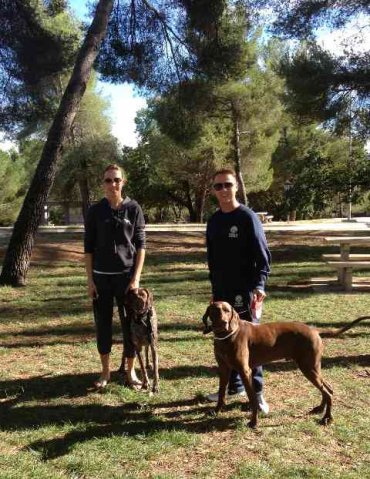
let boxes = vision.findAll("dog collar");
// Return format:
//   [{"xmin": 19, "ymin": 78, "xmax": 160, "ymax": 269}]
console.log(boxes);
[{"xmin": 214, "ymin": 327, "xmax": 239, "ymax": 341}]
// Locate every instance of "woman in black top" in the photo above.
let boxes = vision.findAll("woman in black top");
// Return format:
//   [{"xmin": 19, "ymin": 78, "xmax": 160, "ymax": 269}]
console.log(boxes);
[{"xmin": 84, "ymin": 164, "xmax": 146, "ymax": 389}]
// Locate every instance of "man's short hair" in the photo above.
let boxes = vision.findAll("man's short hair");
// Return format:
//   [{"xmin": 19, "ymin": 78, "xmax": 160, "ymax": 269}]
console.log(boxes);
[{"xmin": 212, "ymin": 168, "xmax": 237, "ymax": 181}]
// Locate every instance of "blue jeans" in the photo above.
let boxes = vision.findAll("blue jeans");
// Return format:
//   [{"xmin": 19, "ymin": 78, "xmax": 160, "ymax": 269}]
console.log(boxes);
[{"xmin": 213, "ymin": 289, "xmax": 263, "ymax": 394}]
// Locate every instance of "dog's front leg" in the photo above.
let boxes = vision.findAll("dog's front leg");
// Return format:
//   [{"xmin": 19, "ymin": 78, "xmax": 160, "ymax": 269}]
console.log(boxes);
[
  {"xmin": 215, "ymin": 361, "xmax": 230, "ymax": 414},
  {"xmin": 239, "ymin": 366, "xmax": 258, "ymax": 429},
  {"xmin": 136, "ymin": 349, "xmax": 150, "ymax": 390},
  {"xmin": 150, "ymin": 342, "xmax": 159, "ymax": 393},
  {"xmin": 145, "ymin": 346, "xmax": 151, "ymax": 370}
]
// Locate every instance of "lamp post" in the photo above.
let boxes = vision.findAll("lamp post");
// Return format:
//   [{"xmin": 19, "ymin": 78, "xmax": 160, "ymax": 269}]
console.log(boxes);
[
  {"xmin": 284, "ymin": 180, "xmax": 293, "ymax": 222},
  {"xmin": 346, "ymin": 90, "xmax": 354, "ymax": 222}
]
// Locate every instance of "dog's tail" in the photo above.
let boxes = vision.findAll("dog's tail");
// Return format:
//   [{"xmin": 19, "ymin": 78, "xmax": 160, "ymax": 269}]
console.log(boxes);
[{"xmin": 318, "ymin": 316, "xmax": 370, "ymax": 338}]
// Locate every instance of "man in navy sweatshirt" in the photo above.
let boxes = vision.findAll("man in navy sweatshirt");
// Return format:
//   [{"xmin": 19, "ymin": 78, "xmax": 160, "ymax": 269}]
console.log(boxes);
[{"xmin": 206, "ymin": 168, "xmax": 271, "ymax": 413}]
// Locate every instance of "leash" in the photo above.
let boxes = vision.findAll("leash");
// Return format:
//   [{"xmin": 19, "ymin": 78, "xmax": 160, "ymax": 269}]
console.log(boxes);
[{"xmin": 133, "ymin": 307, "xmax": 154, "ymax": 342}]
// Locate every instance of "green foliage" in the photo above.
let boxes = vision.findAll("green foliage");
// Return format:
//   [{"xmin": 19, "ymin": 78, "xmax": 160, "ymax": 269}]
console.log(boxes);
[
  {"xmin": 97, "ymin": 0, "xmax": 251, "ymax": 91},
  {"xmin": 0, "ymin": 0, "xmax": 81, "ymax": 134},
  {"xmin": 184, "ymin": 0, "xmax": 251, "ymax": 81},
  {"xmin": 51, "ymin": 73, "xmax": 121, "ymax": 204},
  {"xmin": 278, "ymin": 42, "xmax": 370, "ymax": 134},
  {"xmin": 0, "ymin": 149, "xmax": 26, "ymax": 225},
  {"xmin": 268, "ymin": 122, "xmax": 369, "ymax": 219},
  {"xmin": 254, "ymin": 1, "xmax": 370, "ymax": 135},
  {"xmin": 260, "ymin": 0, "xmax": 370, "ymax": 38},
  {"xmin": 123, "ymin": 107, "xmax": 230, "ymax": 222},
  {"xmin": 152, "ymin": 38, "xmax": 283, "ymax": 200},
  {"xmin": 218, "ymin": 64, "xmax": 284, "ymax": 192}
]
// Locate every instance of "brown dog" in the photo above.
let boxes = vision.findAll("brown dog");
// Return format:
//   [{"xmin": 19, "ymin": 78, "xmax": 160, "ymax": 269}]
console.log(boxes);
[
  {"xmin": 202, "ymin": 302, "xmax": 369, "ymax": 428},
  {"xmin": 122, "ymin": 288, "xmax": 159, "ymax": 393}
]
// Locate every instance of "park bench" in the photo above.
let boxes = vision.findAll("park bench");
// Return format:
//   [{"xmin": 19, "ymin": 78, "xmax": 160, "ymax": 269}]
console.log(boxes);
[
  {"xmin": 256, "ymin": 212, "xmax": 273, "ymax": 223},
  {"xmin": 323, "ymin": 237, "xmax": 370, "ymax": 292}
]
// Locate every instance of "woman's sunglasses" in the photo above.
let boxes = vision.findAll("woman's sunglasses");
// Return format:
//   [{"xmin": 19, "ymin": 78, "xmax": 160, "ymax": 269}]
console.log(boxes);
[
  {"xmin": 213, "ymin": 182, "xmax": 234, "ymax": 191},
  {"xmin": 103, "ymin": 177, "xmax": 123, "ymax": 184}
]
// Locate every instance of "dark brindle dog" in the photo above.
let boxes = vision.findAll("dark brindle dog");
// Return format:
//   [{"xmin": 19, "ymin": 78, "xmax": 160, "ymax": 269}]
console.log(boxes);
[
  {"xmin": 122, "ymin": 288, "xmax": 159, "ymax": 393},
  {"xmin": 202, "ymin": 302, "xmax": 369, "ymax": 428}
]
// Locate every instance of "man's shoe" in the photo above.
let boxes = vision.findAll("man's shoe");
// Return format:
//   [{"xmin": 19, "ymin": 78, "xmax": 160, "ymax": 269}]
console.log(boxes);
[
  {"xmin": 257, "ymin": 393, "xmax": 269, "ymax": 414},
  {"xmin": 206, "ymin": 391, "xmax": 219, "ymax": 402},
  {"xmin": 206, "ymin": 389, "xmax": 246, "ymax": 402}
]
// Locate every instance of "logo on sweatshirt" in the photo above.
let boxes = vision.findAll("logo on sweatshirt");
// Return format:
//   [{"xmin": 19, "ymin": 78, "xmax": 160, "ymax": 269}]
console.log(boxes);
[
  {"xmin": 234, "ymin": 295, "xmax": 243, "ymax": 308},
  {"xmin": 229, "ymin": 225, "xmax": 238, "ymax": 238}
]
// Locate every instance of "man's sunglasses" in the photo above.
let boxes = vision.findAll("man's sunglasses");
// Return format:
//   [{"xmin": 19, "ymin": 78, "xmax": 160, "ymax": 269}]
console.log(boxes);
[
  {"xmin": 103, "ymin": 177, "xmax": 123, "ymax": 184},
  {"xmin": 213, "ymin": 182, "xmax": 234, "ymax": 191}
]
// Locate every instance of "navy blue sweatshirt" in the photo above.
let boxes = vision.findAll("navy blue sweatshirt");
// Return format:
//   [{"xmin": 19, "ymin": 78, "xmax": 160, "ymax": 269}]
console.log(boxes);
[
  {"xmin": 206, "ymin": 205, "xmax": 271, "ymax": 293},
  {"xmin": 84, "ymin": 197, "xmax": 146, "ymax": 273}
]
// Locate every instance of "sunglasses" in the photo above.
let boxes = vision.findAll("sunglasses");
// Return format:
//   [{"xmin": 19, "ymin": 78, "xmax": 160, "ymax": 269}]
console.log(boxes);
[
  {"xmin": 213, "ymin": 182, "xmax": 235, "ymax": 191},
  {"xmin": 103, "ymin": 177, "xmax": 123, "ymax": 184}
]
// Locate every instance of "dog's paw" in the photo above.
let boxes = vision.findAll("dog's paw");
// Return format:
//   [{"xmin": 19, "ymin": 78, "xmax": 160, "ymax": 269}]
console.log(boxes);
[
  {"xmin": 309, "ymin": 405, "xmax": 325, "ymax": 415},
  {"xmin": 247, "ymin": 419, "xmax": 257, "ymax": 429},
  {"xmin": 319, "ymin": 416, "xmax": 333, "ymax": 426}
]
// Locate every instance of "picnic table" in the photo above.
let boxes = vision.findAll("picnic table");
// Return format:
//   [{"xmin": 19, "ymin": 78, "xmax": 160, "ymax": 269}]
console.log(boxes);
[
  {"xmin": 323, "ymin": 236, "xmax": 370, "ymax": 291},
  {"xmin": 256, "ymin": 212, "xmax": 273, "ymax": 223}
]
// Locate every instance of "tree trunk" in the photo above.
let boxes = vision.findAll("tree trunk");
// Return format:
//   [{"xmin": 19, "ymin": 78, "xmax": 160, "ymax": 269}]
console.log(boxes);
[
  {"xmin": 231, "ymin": 104, "xmax": 248, "ymax": 205},
  {"xmin": 184, "ymin": 181, "xmax": 197, "ymax": 222},
  {"xmin": 194, "ymin": 188, "xmax": 206, "ymax": 223},
  {"xmin": 0, "ymin": 0, "xmax": 113, "ymax": 286},
  {"xmin": 78, "ymin": 178, "xmax": 92, "ymax": 224}
]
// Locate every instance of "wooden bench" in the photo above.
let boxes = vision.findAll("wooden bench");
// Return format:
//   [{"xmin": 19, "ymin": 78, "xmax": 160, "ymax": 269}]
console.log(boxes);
[
  {"xmin": 326, "ymin": 261, "xmax": 370, "ymax": 291},
  {"xmin": 323, "ymin": 237, "xmax": 370, "ymax": 291},
  {"xmin": 256, "ymin": 211, "xmax": 268, "ymax": 223},
  {"xmin": 256, "ymin": 212, "xmax": 273, "ymax": 223},
  {"xmin": 322, "ymin": 254, "xmax": 370, "ymax": 261}
]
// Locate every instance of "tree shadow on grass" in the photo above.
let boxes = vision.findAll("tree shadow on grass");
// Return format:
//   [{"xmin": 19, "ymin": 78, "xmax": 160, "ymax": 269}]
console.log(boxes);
[
  {"xmin": 1, "ymin": 352, "xmax": 368, "ymax": 406},
  {"xmin": 0, "ymin": 300, "xmax": 88, "ymax": 323},
  {"xmin": 1, "ymin": 352, "xmax": 368, "ymax": 461},
  {"xmin": 21, "ymin": 402, "xmax": 242, "ymax": 460}
]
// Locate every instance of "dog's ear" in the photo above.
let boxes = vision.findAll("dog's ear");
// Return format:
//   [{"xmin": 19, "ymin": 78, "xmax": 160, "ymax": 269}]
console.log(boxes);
[
  {"xmin": 230, "ymin": 306, "xmax": 240, "ymax": 328},
  {"xmin": 202, "ymin": 305, "xmax": 212, "ymax": 334},
  {"xmin": 144, "ymin": 288, "xmax": 153, "ymax": 307}
]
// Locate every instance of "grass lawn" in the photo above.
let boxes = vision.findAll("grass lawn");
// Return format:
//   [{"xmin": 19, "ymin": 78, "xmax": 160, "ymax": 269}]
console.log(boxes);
[{"xmin": 0, "ymin": 230, "xmax": 369, "ymax": 479}]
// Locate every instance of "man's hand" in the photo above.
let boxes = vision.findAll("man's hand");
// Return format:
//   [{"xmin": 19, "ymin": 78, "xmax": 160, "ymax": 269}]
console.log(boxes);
[
  {"xmin": 253, "ymin": 288, "xmax": 266, "ymax": 302},
  {"xmin": 88, "ymin": 280, "xmax": 98, "ymax": 299}
]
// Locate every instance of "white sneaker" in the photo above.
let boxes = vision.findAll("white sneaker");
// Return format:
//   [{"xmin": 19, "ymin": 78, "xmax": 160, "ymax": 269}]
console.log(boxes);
[
  {"xmin": 206, "ymin": 390, "xmax": 246, "ymax": 402},
  {"xmin": 257, "ymin": 393, "xmax": 269, "ymax": 414}
]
